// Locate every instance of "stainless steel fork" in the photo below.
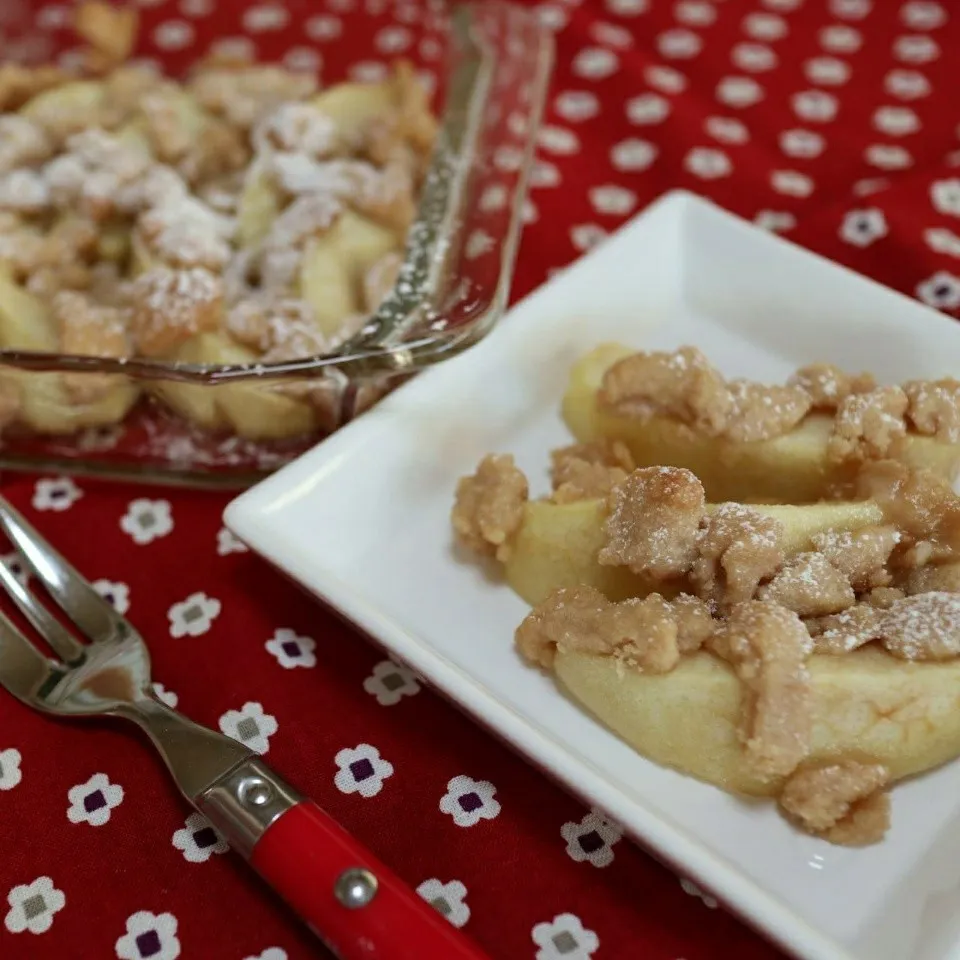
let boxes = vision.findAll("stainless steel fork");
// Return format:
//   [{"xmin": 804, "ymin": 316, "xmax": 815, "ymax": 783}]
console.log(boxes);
[{"xmin": 0, "ymin": 496, "xmax": 487, "ymax": 960}]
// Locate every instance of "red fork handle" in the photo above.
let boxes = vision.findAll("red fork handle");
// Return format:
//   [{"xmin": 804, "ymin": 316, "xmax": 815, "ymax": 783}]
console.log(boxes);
[{"xmin": 250, "ymin": 801, "xmax": 489, "ymax": 960}]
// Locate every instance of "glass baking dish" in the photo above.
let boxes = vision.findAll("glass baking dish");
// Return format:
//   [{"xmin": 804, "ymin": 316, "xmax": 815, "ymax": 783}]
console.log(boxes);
[{"xmin": 0, "ymin": 0, "xmax": 553, "ymax": 486}]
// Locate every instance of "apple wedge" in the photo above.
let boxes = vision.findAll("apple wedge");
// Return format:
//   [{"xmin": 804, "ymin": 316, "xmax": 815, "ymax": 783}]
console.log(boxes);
[
  {"xmin": 505, "ymin": 497, "xmax": 885, "ymax": 606},
  {"xmin": 562, "ymin": 344, "xmax": 960, "ymax": 503}
]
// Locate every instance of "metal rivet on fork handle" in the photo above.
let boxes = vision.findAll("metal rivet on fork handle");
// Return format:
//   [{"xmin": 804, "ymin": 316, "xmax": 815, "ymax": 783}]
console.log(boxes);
[
  {"xmin": 238, "ymin": 777, "xmax": 273, "ymax": 808},
  {"xmin": 334, "ymin": 868, "xmax": 379, "ymax": 909}
]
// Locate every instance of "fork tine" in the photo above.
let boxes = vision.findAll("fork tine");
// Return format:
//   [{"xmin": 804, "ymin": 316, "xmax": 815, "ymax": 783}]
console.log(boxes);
[
  {"xmin": 0, "ymin": 496, "xmax": 127, "ymax": 644},
  {"xmin": 0, "ymin": 603, "xmax": 62, "ymax": 706},
  {"xmin": 0, "ymin": 560, "xmax": 86, "ymax": 664}
]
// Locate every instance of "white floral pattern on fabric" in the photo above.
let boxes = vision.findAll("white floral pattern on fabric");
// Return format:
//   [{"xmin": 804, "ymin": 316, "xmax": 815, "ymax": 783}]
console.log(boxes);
[
  {"xmin": 605, "ymin": 0, "xmax": 648, "ymax": 15},
  {"xmin": 180, "ymin": 0, "xmax": 214, "ymax": 16},
  {"xmin": 657, "ymin": 28, "xmax": 703, "ymax": 59},
  {"xmin": 754, "ymin": 210, "xmax": 797, "ymax": 232},
  {"xmin": 218, "ymin": 702, "xmax": 278, "ymax": 755},
  {"xmin": 716, "ymin": 76, "xmax": 764, "ymax": 108},
  {"xmin": 819, "ymin": 24, "xmax": 862, "ymax": 52},
  {"xmin": 363, "ymin": 659, "xmax": 421, "ymax": 705},
  {"xmin": 167, "ymin": 592, "xmax": 221, "ymax": 638},
  {"xmin": 554, "ymin": 91, "xmax": 600, "ymax": 122},
  {"xmin": 839, "ymin": 208, "xmax": 888, "ymax": 247},
  {"xmin": 625, "ymin": 92, "xmax": 669, "ymax": 125},
  {"xmin": 589, "ymin": 185, "xmax": 637, "ymax": 215},
  {"xmin": 265, "ymin": 628, "xmax": 316, "ymax": 669},
  {"xmin": 115, "ymin": 910, "xmax": 181, "ymax": 960},
  {"xmin": 853, "ymin": 177, "xmax": 890, "ymax": 196},
  {"xmin": 334, "ymin": 744, "xmax": 394, "ymax": 798},
  {"xmin": 684, "ymin": 147, "xmax": 732, "ymax": 179},
  {"xmin": 4, "ymin": 876, "xmax": 65, "ymax": 934},
  {"xmin": 416, "ymin": 879, "xmax": 470, "ymax": 928},
  {"xmin": 537, "ymin": 5, "xmax": 568, "ymax": 31},
  {"xmin": 570, "ymin": 224, "xmax": 609, "ymax": 251},
  {"xmin": 242, "ymin": 950, "xmax": 288, "ymax": 960},
  {"xmin": 152, "ymin": 683, "xmax": 178, "ymax": 708},
  {"xmin": 675, "ymin": 1, "xmax": 716, "ymax": 26},
  {"xmin": 531, "ymin": 161, "xmax": 561, "ymax": 189},
  {"xmin": 830, "ymin": 0, "xmax": 871, "ymax": 17},
  {"xmin": 901, "ymin": 1, "xmax": 947, "ymax": 30},
  {"xmin": 704, "ymin": 116, "xmax": 749, "ymax": 144},
  {"xmin": 925, "ymin": 227, "xmax": 960, "ymax": 257},
  {"xmin": 610, "ymin": 138, "xmax": 657, "ymax": 172},
  {"xmin": 67, "ymin": 773, "xmax": 123, "ymax": 827},
  {"xmin": 32, "ymin": 477, "xmax": 82, "ymax": 512},
  {"xmin": 873, "ymin": 105, "xmax": 920, "ymax": 136},
  {"xmin": 93, "ymin": 579, "xmax": 130, "ymax": 615},
  {"xmin": 917, "ymin": 271, "xmax": 960, "ymax": 310},
  {"xmin": 560, "ymin": 808, "xmax": 624, "ymax": 868},
  {"xmin": 1, "ymin": 552, "xmax": 27, "ymax": 587},
  {"xmin": 439, "ymin": 775, "xmax": 501, "ymax": 827},
  {"xmin": 572, "ymin": 47, "xmax": 619, "ymax": 78},
  {"xmin": 120, "ymin": 499, "xmax": 174, "ymax": 545},
  {"xmin": 531, "ymin": 913, "xmax": 599, "ymax": 960},
  {"xmin": 865, "ymin": 144, "xmax": 912, "ymax": 169},
  {"xmin": 645, "ymin": 64, "xmax": 686, "ymax": 93},
  {"xmin": 243, "ymin": 3, "xmax": 289, "ymax": 32},
  {"xmin": 743, "ymin": 11, "xmax": 788, "ymax": 40},
  {"xmin": 153, "ymin": 20, "xmax": 195, "ymax": 51},
  {"xmin": 804, "ymin": 56, "xmax": 851, "ymax": 85},
  {"xmin": 792, "ymin": 90, "xmax": 838, "ymax": 122},
  {"xmin": 732, "ymin": 43, "xmax": 777, "ymax": 73},
  {"xmin": 893, "ymin": 34, "xmax": 939, "ymax": 63},
  {"xmin": 771, "ymin": 170, "xmax": 815, "ymax": 197},
  {"xmin": 172, "ymin": 812, "xmax": 229, "ymax": 863},
  {"xmin": 465, "ymin": 229, "xmax": 495, "ymax": 260},
  {"xmin": 780, "ymin": 129, "xmax": 825, "ymax": 158},
  {"xmin": 885, "ymin": 68, "xmax": 931, "ymax": 99},
  {"xmin": 590, "ymin": 21, "xmax": 633, "ymax": 48},
  {"xmin": 305, "ymin": 14, "xmax": 342, "ymax": 40},
  {"xmin": 0, "ymin": 747, "xmax": 22, "ymax": 790},
  {"xmin": 538, "ymin": 125, "xmax": 580, "ymax": 155},
  {"xmin": 680, "ymin": 877, "xmax": 719, "ymax": 908},
  {"xmin": 931, "ymin": 179, "xmax": 960, "ymax": 216}
]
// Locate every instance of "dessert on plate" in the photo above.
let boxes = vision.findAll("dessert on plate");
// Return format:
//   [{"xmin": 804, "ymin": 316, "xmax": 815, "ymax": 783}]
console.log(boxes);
[
  {"xmin": 453, "ymin": 344, "xmax": 960, "ymax": 846},
  {"xmin": 0, "ymin": 1, "xmax": 436, "ymax": 441}
]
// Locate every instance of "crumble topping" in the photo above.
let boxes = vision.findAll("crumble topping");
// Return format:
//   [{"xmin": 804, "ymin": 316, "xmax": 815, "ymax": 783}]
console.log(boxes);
[
  {"xmin": 904, "ymin": 379, "xmax": 960, "ymax": 443},
  {"xmin": 808, "ymin": 604, "xmax": 884, "ymax": 655},
  {"xmin": 880, "ymin": 591, "xmax": 960, "ymax": 661},
  {"xmin": 130, "ymin": 267, "xmax": 223, "ymax": 357},
  {"xmin": 452, "ymin": 454, "xmax": 529, "ymax": 562},
  {"xmin": 905, "ymin": 564, "xmax": 960, "ymax": 595},
  {"xmin": 691, "ymin": 503, "xmax": 784, "ymax": 607},
  {"xmin": 862, "ymin": 585, "xmax": 906, "ymax": 609},
  {"xmin": 757, "ymin": 552, "xmax": 855, "ymax": 617},
  {"xmin": 828, "ymin": 387, "xmax": 909, "ymax": 463},
  {"xmin": 788, "ymin": 363, "xmax": 876, "ymax": 410},
  {"xmin": 550, "ymin": 440, "xmax": 634, "ymax": 504},
  {"xmin": 810, "ymin": 526, "xmax": 899, "ymax": 591},
  {"xmin": 779, "ymin": 761, "xmax": 890, "ymax": 846},
  {"xmin": 598, "ymin": 467, "xmax": 706, "ymax": 578},
  {"xmin": 708, "ymin": 600, "xmax": 812, "ymax": 780},
  {"xmin": 722, "ymin": 379, "xmax": 812, "ymax": 443}
]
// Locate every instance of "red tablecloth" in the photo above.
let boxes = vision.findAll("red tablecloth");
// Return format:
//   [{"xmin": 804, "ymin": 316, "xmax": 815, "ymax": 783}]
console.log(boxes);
[{"xmin": 3, "ymin": 0, "xmax": 960, "ymax": 957}]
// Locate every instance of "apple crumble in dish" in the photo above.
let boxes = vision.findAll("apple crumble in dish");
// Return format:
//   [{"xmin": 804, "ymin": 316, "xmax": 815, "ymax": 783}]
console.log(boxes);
[{"xmin": 453, "ymin": 344, "xmax": 960, "ymax": 846}]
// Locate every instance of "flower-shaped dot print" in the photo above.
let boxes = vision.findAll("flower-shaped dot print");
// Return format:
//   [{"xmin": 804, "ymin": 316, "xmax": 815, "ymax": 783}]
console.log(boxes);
[
  {"xmin": 754, "ymin": 210, "xmax": 797, "ymax": 233},
  {"xmin": 625, "ymin": 92, "xmax": 669, "ymax": 125},
  {"xmin": 479, "ymin": 184, "xmax": 508, "ymax": 211},
  {"xmin": 538, "ymin": 125, "xmax": 580, "ymax": 155},
  {"xmin": 153, "ymin": 20, "xmax": 194, "ymax": 51},
  {"xmin": 780, "ymin": 128, "xmax": 825, "ymax": 158},
  {"xmin": 417, "ymin": 879, "xmax": 470, "ymax": 928},
  {"xmin": 305, "ymin": 14, "xmax": 342, "ymax": 40},
  {"xmin": 931, "ymin": 179, "xmax": 960, "ymax": 216},
  {"xmin": 0, "ymin": 747, "xmax": 22, "ymax": 790},
  {"xmin": 853, "ymin": 177, "xmax": 890, "ymax": 196},
  {"xmin": 589, "ymin": 185, "xmax": 637, "ymax": 216},
  {"xmin": 439, "ymin": 775, "xmax": 501, "ymax": 827},
  {"xmin": 4, "ymin": 876, "xmax": 65, "ymax": 934},
  {"xmin": 243, "ymin": 3, "xmax": 289, "ymax": 31},
  {"xmin": 32, "ymin": 477, "xmax": 82, "ymax": 512},
  {"xmin": 610, "ymin": 138, "xmax": 657, "ymax": 171},
  {"xmin": 115, "ymin": 910, "xmax": 181, "ymax": 960},
  {"xmin": 864, "ymin": 144, "xmax": 912, "ymax": 170},
  {"xmin": 839, "ymin": 208, "xmax": 888, "ymax": 247},
  {"xmin": 538, "ymin": 6, "xmax": 568, "ymax": 31},
  {"xmin": 554, "ymin": 90, "xmax": 600, "ymax": 122},
  {"xmin": 67, "ymin": 773, "xmax": 123, "ymax": 827},
  {"xmin": 465, "ymin": 229, "xmax": 495, "ymax": 259},
  {"xmin": 893, "ymin": 34, "xmax": 939, "ymax": 63},
  {"xmin": 684, "ymin": 147, "xmax": 732, "ymax": 179},
  {"xmin": 375, "ymin": 25, "xmax": 412, "ymax": 53},
  {"xmin": 675, "ymin": 1, "xmax": 716, "ymax": 27},
  {"xmin": 531, "ymin": 161, "xmax": 561, "ymax": 189},
  {"xmin": 209, "ymin": 36, "xmax": 257, "ymax": 62},
  {"xmin": 570, "ymin": 223, "xmax": 608, "ymax": 251},
  {"xmin": 172, "ymin": 812, "xmax": 229, "ymax": 863},
  {"xmin": 925, "ymin": 228, "xmax": 960, "ymax": 258},
  {"xmin": 493, "ymin": 144, "xmax": 524, "ymax": 171},
  {"xmin": 901, "ymin": 2, "xmax": 947, "ymax": 30},
  {"xmin": 93, "ymin": 579, "xmax": 130, "ymax": 615},
  {"xmin": 219, "ymin": 702, "xmax": 278, "ymax": 755},
  {"xmin": 283, "ymin": 47, "xmax": 321, "ymax": 73},
  {"xmin": 771, "ymin": 170, "xmax": 815, "ymax": 197},
  {"xmin": 265, "ymin": 628, "xmax": 316, "ymax": 669},
  {"xmin": 590, "ymin": 21, "xmax": 633, "ymax": 48},
  {"xmin": 152, "ymin": 683, "xmax": 178, "ymax": 708},
  {"xmin": 657, "ymin": 28, "xmax": 702, "ymax": 59},
  {"xmin": 168, "ymin": 592, "xmax": 221, "ymax": 638},
  {"xmin": 792, "ymin": 90, "xmax": 838, "ymax": 122},
  {"xmin": 572, "ymin": 47, "xmax": 619, "ymax": 78},
  {"xmin": 217, "ymin": 527, "xmax": 249, "ymax": 555},
  {"xmin": 349, "ymin": 61, "xmax": 388, "ymax": 83},
  {"xmin": 363, "ymin": 659, "xmax": 421, "ymax": 705},
  {"xmin": 645, "ymin": 64, "xmax": 686, "ymax": 93},
  {"xmin": 243, "ymin": 950, "xmax": 288, "ymax": 960},
  {"xmin": 917, "ymin": 272, "xmax": 960, "ymax": 310},
  {"xmin": 805, "ymin": 56, "xmax": 851, "ymax": 85},
  {"xmin": 885, "ymin": 68, "xmax": 931, "ymax": 99},
  {"xmin": 732, "ymin": 42, "xmax": 777, "ymax": 73},
  {"xmin": 764, "ymin": 0, "xmax": 803, "ymax": 10},
  {"xmin": 831, "ymin": 0, "xmax": 871, "ymax": 18},
  {"xmin": 334, "ymin": 744, "xmax": 394, "ymax": 798},
  {"xmin": 742, "ymin": 12, "xmax": 788, "ymax": 40},
  {"xmin": 561, "ymin": 808, "xmax": 624, "ymax": 868},
  {"xmin": 121, "ymin": 499, "xmax": 174, "ymax": 545},
  {"xmin": 532, "ymin": 913, "xmax": 599, "ymax": 960},
  {"xmin": 819, "ymin": 24, "xmax": 862, "ymax": 52},
  {"xmin": 716, "ymin": 76, "xmax": 764, "ymax": 108},
  {"xmin": 605, "ymin": 0, "xmax": 648, "ymax": 15},
  {"xmin": 680, "ymin": 877, "xmax": 719, "ymax": 908},
  {"xmin": 704, "ymin": 116, "xmax": 749, "ymax": 144},
  {"xmin": 873, "ymin": 105, "xmax": 920, "ymax": 136},
  {"xmin": 180, "ymin": 0, "xmax": 214, "ymax": 15}
]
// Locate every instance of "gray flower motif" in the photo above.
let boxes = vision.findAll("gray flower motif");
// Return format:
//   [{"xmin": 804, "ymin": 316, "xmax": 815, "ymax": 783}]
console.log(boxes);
[
  {"xmin": 120, "ymin": 498, "xmax": 173, "ymax": 545},
  {"xmin": 560, "ymin": 808, "xmax": 624, "ymax": 867},
  {"xmin": 917, "ymin": 271, "xmax": 960, "ymax": 310},
  {"xmin": 680, "ymin": 876, "xmax": 719, "ymax": 908},
  {"xmin": 0, "ymin": 747, "xmax": 22, "ymax": 790},
  {"xmin": 32, "ymin": 477, "xmax": 82, "ymax": 512},
  {"xmin": 218, "ymin": 702, "xmax": 278, "ymax": 755},
  {"xmin": 152, "ymin": 683, "xmax": 178, "ymax": 708},
  {"xmin": 67, "ymin": 772, "xmax": 124, "ymax": 827},
  {"xmin": 334, "ymin": 744, "xmax": 394, "ymax": 798},
  {"xmin": 93, "ymin": 579, "xmax": 130, "ymax": 615},
  {"xmin": 115, "ymin": 910, "xmax": 181, "ymax": 960},
  {"xmin": 172, "ymin": 812, "xmax": 229, "ymax": 863},
  {"xmin": 216, "ymin": 527, "xmax": 248, "ymax": 555},
  {"xmin": 265, "ymin": 628, "xmax": 316, "ymax": 669},
  {"xmin": 4, "ymin": 876, "xmax": 65, "ymax": 934},
  {"xmin": 167, "ymin": 592, "xmax": 221, "ymax": 638},
  {"xmin": 531, "ymin": 913, "xmax": 599, "ymax": 959},
  {"xmin": 439, "ymin": 775, "xmax": 501, "ymax": 827},
  {"xmin": 363, "ymin": 659, "xmax": 421, "ymax": 705},
  {"xmin": 839, "ymin": 208, "xmax": 888, "ymax": 247},
  {"xmin": 416, "ymin": 879, "xmax": 470, "ymax": 928},
  {"xmin": 242, "ymin": 950, "xmax": 288, "ymax": 960}
]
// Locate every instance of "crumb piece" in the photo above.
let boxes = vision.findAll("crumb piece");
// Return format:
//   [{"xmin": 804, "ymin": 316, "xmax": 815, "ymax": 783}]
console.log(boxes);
[
  {"xmin": 452, "ymin": 454, "xmax": 528, "ymax": 561},
  {"xmin": 74, "ymin": 1, "xmax": 139, "ymax": 66},
  {"xmin": 880, "ymin": 592, "xmax": 960, "ymax": 661},
  {"xmin": 0, "ymin": 169, "xmax": 50, "ymax": 215},
  {"xmin": 892, "ymin": 539, "xmax": 955, "ymax": 570},
  {"xmin": 828, "ymin": 387, "xmax": 908, "ymax": 463},
  {"xmin": 862, "ymin": 586, "xmax": 906, "ymax": 609},
  {"xmin": 190, "ymin": 66, "xmax": 318, "ymax": 130},
  {"xmin": 253, "ymin": 102, "xmax": 339, "ymax": 159},
  {"xmin": 264, "ymin": 192, "xmax": 342, "ymax": 252},
  {"xmin": 598, "ymin": 347, "xmax": 733, "ymax": 436},
  {"xmin": 515, "ymin": 585, "xmax": 692, "ymax": 672},
  {"xmin": 904, "ymin": 379, "xmax": 960, "ymax": 443},
  {"xmin": 758, "ymin": 552, "xmax": 855, "ymax": 617},
  {"xmin": 129, "ymin": 267, "xmax": 223, "ymax": 358},
  {"xmin": 136, "ymin": 194, "xmax": 233, "ymax": 271},
  {"xmin": 789, "ymin": 363, "xmax": 877, "ymax": 411},
  {"xmin": 709, "ymin": 600, "xmax": 812, "ymax": 780},
  {"xmin": 779, "ymin": 761, "xmax": 890, "ymax": 845},
  {"xmin": 722, "ymin": 380, "xmax": 811, "ymax": 443},
  {"xmin": 0, "ymin": 116, "xmax": 52, "ymax": 175},
  {"xmin": 905, "ymin": 565, "xmax": 960, "ymax": 595},
  {"xmin": 671, "ymin": 593, "xmax": 716, "ymax": 653},
  {"xmin": 809, "ymin": 604, "xmax": 884, "ymax": 655},
  {"xmin": 691, "ymin": 503, "xmax": 784, "ymax": 607},
  {"xmin": 811, "ymin": 525, "xmax": 900, "ymax": 591},
  {"xmin": 550, "ymin": 440, "xmax": 634, "ymax": 505},
  {"xmin": 227, "ymin": 298, "xmax": 331, "ymax": 363},
  {"xmin": 598, "ymin": 467, "xmax": 706, "ymax": 579}
]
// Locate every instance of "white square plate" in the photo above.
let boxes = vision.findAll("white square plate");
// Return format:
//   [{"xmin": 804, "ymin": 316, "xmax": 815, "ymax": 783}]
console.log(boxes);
[{"xmin": 225, "ymin": 191, "xmax": 960, "ymax": 960}]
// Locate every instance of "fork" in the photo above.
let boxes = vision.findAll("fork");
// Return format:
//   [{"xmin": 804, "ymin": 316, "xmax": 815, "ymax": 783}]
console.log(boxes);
[{"xmin": 0, "ymin": 496, "xmax": 488, "ymax": 960}]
